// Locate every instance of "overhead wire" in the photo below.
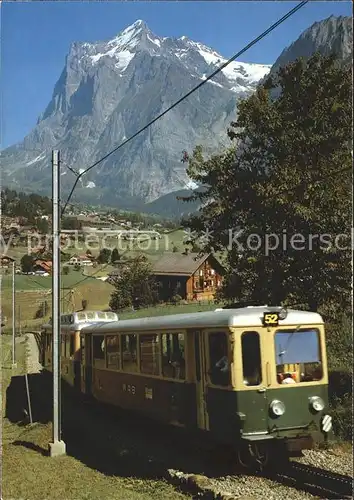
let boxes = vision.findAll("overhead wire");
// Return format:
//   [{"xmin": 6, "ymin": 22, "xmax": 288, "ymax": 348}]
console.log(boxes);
[{"xmin": 60, "ymin": 0, "xmax": 309, "ymax": 216}]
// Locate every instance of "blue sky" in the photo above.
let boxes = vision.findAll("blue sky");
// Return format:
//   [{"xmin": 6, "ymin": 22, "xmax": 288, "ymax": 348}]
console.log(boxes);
[{"xmin": 1, "ymin": 1, "xmax": 352, "ymax": 149}]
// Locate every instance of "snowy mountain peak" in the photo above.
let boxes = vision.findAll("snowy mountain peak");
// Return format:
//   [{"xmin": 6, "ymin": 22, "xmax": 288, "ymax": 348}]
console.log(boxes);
[
  {"xmin": 88, "ymin": 19, "xmax": 162, "ymax": 66},
  {"xmin": 3, "ymin": 16, "xmax": 350, "ymax": 211},
  {"xmin": 110, "ymin": 19, "xmax": 147, "ymax": 46}
]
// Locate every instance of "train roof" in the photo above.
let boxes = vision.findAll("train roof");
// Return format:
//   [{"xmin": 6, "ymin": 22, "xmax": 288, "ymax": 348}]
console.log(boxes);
[
  {"xmin": 41, "ymin": 310, "xmax": 118, "ymax": 332},
  {"xmin": 79, "ymin": 306, "xmax": 323, "ymax": 334}
]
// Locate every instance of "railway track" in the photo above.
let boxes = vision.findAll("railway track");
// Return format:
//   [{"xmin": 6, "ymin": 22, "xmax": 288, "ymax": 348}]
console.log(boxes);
[
  {"xmin": 68, "ymin": 396, "xmax": 354, "ymax": 499},
  {"xmin": 13, "ymin": 374, "xmax": 353, "ymax": 500},
  {"xmin": 262, "ymin": 461, "xmax": 353, "ymax": 499}
]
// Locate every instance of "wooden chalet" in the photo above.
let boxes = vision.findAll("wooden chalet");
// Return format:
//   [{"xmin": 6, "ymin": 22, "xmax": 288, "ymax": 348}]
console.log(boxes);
[{"xmin": 152, "ymin": 251, "xmax": 224, "ymax": 302}]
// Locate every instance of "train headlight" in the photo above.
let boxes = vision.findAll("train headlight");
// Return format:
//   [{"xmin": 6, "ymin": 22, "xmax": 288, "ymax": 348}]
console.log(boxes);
[
  {"xmin": 309, "ymin": 396, "xmax": 325, "ymax": 412},
  {"xmin": 270, "ymin": 400, "xmax": 286, "ymax": 417}
]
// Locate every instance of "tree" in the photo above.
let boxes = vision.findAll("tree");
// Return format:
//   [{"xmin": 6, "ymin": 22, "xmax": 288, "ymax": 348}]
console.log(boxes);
[
  {"xmin": 111, "ymin": 248, "xmax": 120, "ymax": 263},
  {"xmin": 97, "ymin": 248, "xmax": 111, "ymax": 264},
  {"xmin": 109, "ymin": 257, "xmax": 159, "ymax": 311},
  {"xmin": 182, "ymin": 54, "xmax": 351, "ymax": 311},
  {"xmin": 36, "ymin": 218, "xmax": 49, "ymax": 234},
  {"xmin": 21, "ymin": 254, "xmax": 35, "ymax": 273},
  {"xmin": 62, "ymin": 217, "xmax": 82, "ymax": 230},
  {"xmin": 34, "ymin": 300, "xmax": 49, "ymax": 319}
]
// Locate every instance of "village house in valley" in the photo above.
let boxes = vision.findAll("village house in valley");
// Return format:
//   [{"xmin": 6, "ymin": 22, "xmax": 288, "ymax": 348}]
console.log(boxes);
[
  {"xmin": 152, "ymin": 251, "xmax": 224, "ymax": 301},
  {"xmin": 68, "ymin": 254, "xmax": 93, "ymax": 266},
  {"xmin": 0, "ymin": 255, "xmax": 16, "ymax": 269}
]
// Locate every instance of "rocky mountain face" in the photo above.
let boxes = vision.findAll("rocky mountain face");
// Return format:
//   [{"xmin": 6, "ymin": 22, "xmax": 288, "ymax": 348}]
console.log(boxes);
[
  {"xmin": 2, "ymin": 15, "xmax": 352, "ymax": 215},
  {"xmin": 268, "ymin": 15, "xmax": 352, "ymax": 75},
  {"xmin": 146, "ymin": 14, "xmax": 353, "ymax": 217},
  {"xmin": 1, "ymin": 20, "xmax": 270, "ymax": 207}
]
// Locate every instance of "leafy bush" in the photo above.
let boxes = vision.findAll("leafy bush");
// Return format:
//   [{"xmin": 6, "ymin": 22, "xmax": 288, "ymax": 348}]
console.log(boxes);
[
  {"xmin": 329, "ymin": 390, "xmax": 352, "ymax": 441},
  {"xmin": 325, "ymin": 314, "xmax": 353, "ymax": 372},
  {"xmin": 325, "ymin": 315, "xmax": 353, "ymax": 441},
  {"xmin": 109, "ymin": 257, "xmax": 159, "ymax": 311},
  {"xmin": 171, "ymin": 294, "xmax": 182, "ymax": 304}
]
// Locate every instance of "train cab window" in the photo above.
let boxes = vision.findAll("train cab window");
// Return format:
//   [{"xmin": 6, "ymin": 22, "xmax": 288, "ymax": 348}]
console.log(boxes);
[
  {"xmin": 106, "ymin": 335, "xmax": 120, "ymax": 370},
  {"xmin": 92, "ymin": 335, "xmax": 105, "ymax": 368},
  {"xmin": 275, "ymin": 329, "xmax": 323, "ymax": 384},
  {"xmin": 122, "ymin": 334, "xmax": 138, "ymax": 373},
  {"xmin": 241, "ymin": 331, "xmax": 262, "ymax": 386},
  {"xmin": 161, "ymin": 333, "xmax": 185, "ymax": 380},
  {"xmin": 140, "ymin": 334, "xmax": 160, "ymax": 375},
  {"xmin": 208, "ymin": 332, "xmax": 230, "ymax": 387}
]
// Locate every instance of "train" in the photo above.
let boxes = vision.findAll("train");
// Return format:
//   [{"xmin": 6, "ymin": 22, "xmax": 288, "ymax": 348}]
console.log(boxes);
[{"xmin": 40, "ymin": 305, "xmax": 333, "ymax": 469}]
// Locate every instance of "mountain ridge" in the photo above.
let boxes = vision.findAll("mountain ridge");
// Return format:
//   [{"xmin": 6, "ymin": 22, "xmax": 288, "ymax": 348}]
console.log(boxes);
[
  {"xmin": 1, "ymin": 19, "xmax": 271, "ymax": 205},
  {"xmin": 1, "ymin": 15, "xmax": 352, "ymax": 216}
]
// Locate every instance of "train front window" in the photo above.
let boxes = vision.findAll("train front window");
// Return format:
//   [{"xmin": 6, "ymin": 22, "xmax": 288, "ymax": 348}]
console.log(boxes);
[
  {"xmin": 241, "ymin": 331, "xmax": 262, "ymax": 386},
  {"xmin": 275, "ymin": 329, "xmax": 323, "ymax": 384},
  {"xmin": 208, "ymin": 332, "xmax": 230, "ymax": 387}
]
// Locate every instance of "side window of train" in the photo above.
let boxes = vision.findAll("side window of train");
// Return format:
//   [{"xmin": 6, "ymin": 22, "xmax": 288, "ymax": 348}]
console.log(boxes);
[
  {"xmin": 61, "ymin": 335, "xmax": 66, "ymax": 357},
  {"xmin": 161, "ymin": 333, "xmax": 185, "ymax": 380},
  {"xmin": 122, "ymin": 334, "xmax": 138, "ymax": 373},
  {"xmin": 208, "ymin": 331, "xmax": 230, "ymax": 387},
  {"xmin": 92, "ymin": 335, "xmax": 105, "ymax": 368},
  {"xmin": 70, "ymin": 334, "xmax": 75, "ymax": 357},
  {"xmin": 106, "ymin": 335, "xmax": 120, "ymax": 370},
  {"xmin": 241, "ymin": 331, "xmax": 262, "ymax": 386},
  {"xmin": 65, "ymin": 335, "xmax": 70, "ymax": 359},
  {"xmin": 80, "ymin": 336, "xmax": 85, "ymax": 363},
  {"xmin": 140, "ymin": 334, "xmax": 160, "ymax": 375}
]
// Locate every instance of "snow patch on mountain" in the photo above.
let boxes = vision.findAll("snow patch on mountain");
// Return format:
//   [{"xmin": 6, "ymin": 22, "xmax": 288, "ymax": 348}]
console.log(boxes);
[
  {"xmin": 185, "ymin": 179, "xmax": 199, "ymax": 190},
  {"xmin": 192, "ymin": 41, "xmax": 270, "ymax": 84},
  {"xmin": 90, "ymin": 20, "xmax": 144, "ymax": 65},
  {"xmin": 26, "ymin": 152, "xmax": 45, "ymax": 166}
]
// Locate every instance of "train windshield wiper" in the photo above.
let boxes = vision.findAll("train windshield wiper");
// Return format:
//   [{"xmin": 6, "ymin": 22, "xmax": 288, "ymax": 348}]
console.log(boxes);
[{"xmin": 278, "ymin": 324, "xmax": 302, "ymax": 358}]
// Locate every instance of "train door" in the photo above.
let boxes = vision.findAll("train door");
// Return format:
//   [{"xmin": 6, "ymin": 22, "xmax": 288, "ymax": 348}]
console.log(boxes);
[
  {"xmin": 193, "ymin": 330, "xmax": 209, "ymax": 431},
  {"xmin": 237, "ymin": 329, "xmax": 269, "ymax": 435}
]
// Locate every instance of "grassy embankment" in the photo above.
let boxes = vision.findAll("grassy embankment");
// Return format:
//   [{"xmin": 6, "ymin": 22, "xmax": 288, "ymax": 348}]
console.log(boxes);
[{"xmin": 1, "ymin": 335, "xmax": 191, "ymax": 500}]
